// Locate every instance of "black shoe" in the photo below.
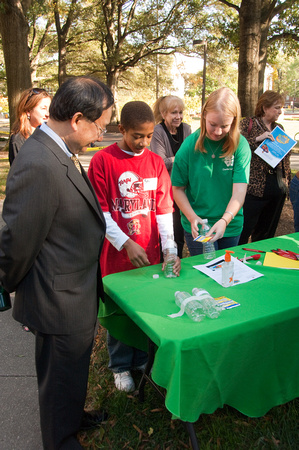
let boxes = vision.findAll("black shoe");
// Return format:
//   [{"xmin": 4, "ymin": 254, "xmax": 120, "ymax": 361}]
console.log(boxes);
[{"xmin": 80, "ymin": 410, "xmax": 108, "ymax": 431}]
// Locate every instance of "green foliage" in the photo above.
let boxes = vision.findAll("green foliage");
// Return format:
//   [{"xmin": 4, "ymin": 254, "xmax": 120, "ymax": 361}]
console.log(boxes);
[
  {"xmin": 93, "ymin": 0, "xmax": 208, "ymax": 77},
  {"xmin": 183, "ymin": 50, "xmax": 238, "ymax": 103},
  {"xmin": 271, "ymin": 56, "xmax": 299, "ymax": 100},
  {"xmin": 0, "ymin": 159, "xmax": 9, "ymax": 199},
  {"xmin": 118, "ymin": 54, "xmax": 175, "ymax": 109}
]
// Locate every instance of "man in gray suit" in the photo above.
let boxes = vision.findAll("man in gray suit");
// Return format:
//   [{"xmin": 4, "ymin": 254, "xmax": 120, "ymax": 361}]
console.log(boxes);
[{"xmin": 0, "ymin": 76, "xmax": 114, "ymax": 449}]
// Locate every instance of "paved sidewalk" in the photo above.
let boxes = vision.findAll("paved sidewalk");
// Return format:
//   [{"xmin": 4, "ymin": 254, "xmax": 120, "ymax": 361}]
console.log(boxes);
[{"xmin": 0, "ymin": 301, "xmax": 43, "ymax": 449}]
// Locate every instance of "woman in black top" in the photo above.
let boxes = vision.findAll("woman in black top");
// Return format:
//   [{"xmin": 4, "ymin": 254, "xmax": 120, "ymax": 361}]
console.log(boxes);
[{"xmin": 9, "ymin": 88, "xmax": 51, "ymax": 165}]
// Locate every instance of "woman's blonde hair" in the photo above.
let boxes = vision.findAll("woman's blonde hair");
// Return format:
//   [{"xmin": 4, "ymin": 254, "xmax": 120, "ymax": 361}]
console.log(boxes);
[
  {"xmin": 195, "ymin": 87, "xmax": 241, "ymax": 158},
  {"xmin": 11, "ymin": 88, "xmax": 52, "ymax": 139},
  {"xmin": 153, "ymin": 95, "xmax": 185, "ymax": 124}
]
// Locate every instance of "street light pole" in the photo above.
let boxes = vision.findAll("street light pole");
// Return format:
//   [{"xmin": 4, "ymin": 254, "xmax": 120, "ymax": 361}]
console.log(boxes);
[
  {"xmin": 193, "ymin": 40, "xmax": 207, "ymax": 109},
  {"xmin": 293, "ymin": 79, "xmax": 298, "ymax": 114}
]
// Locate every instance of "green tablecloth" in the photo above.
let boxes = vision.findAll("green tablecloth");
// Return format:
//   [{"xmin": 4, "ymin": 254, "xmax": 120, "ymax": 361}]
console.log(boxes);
[{"xmin": 102, "ymin": 234, "xmax": 299, "ymax": 423}]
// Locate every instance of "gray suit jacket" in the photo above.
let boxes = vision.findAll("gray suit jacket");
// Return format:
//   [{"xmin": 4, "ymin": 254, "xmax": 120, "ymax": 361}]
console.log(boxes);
[{"xmin": 0, "ymin": 128, "xmax": 106, "ymax": 334}]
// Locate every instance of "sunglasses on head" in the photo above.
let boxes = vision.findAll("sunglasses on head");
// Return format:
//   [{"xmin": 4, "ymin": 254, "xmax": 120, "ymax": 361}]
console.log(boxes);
[{"xmin": 25, "ymin": 88, "xmax": 47, "ymax": 104}]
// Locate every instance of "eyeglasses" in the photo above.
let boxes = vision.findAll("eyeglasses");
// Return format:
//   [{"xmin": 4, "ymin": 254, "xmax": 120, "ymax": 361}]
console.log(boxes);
[
  {"xmin": 25, "ymin": 88, "xmax": 48, "ymax": 105},
  {"xmin": 93, "ymin": 121, "xmax": 107, "ymax": 138}
]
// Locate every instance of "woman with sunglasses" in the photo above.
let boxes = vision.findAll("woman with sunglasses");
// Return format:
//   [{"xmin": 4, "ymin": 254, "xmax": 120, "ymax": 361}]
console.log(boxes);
[{"xmin": 9, "ymin": 88, "xmax": 52, "ymax": 165}]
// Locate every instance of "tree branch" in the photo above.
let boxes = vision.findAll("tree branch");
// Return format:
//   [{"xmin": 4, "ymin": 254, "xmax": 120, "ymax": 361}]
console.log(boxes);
[
  {"xmin": 272, "ymin": 0, "xmax": 295, "ymax": 18},
  {"xmin": 217, "ymin": 0, "xmax": 240, "ymax": 13},
  {"xmin": 268, "ymin": 31, "xmax": 299, "ymax": 44}
]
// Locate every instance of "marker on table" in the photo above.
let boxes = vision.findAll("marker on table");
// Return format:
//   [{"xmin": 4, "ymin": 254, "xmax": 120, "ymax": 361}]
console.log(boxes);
[{"xmin": 242, "ymin": 248, "xmax": 266, "ymax": 253}]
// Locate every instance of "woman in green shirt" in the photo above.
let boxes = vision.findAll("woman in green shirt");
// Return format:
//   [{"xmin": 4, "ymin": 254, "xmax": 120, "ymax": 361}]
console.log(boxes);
[{"xmin": 172, "ymin": 87, "xmax": 251, "ymax": 256}]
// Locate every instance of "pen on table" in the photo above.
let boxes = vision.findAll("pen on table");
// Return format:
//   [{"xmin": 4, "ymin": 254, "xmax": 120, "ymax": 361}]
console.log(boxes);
[
  {"xmin": 242, "ymin": 248, "xmax": 266, "ymax": 253},
  {"xmin": 206, "ymin": 258, "xmax": 224, "ymax": 268}
]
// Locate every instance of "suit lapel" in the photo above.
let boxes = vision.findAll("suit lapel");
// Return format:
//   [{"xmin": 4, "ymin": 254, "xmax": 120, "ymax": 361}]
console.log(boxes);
[{"xmin": 32, "ymin": 128, "xmax": 105, "ymax": 225}]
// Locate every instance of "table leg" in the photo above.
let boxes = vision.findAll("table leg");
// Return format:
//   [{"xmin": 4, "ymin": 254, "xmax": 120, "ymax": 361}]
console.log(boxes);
[
  {"xmin": 184, "ymin": 422, "xmax": 200, "ymax": 450},
  {"xmin": 138, "ymin": 338, "xmax": 159, "ymax": 402},
  {"xmin": 137, "ymin": 338, "xmax": 200, "ymax": 450}
]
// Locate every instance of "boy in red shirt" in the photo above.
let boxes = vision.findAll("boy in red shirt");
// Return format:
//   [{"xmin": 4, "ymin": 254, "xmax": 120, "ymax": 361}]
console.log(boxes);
[{"xmin": 88, "ymin": 101, "xmax": 180, "ymax": 392}]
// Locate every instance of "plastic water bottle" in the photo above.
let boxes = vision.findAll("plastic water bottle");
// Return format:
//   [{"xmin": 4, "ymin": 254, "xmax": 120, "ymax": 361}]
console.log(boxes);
[
  {"xmin": 163, "ymin": 235, "xmax": 178, "ymax": 278},
  {"xmin": 201, "ymin": 219, "xmax": 216, "ymax": 260},
  {"xmin": 192, "ymin": 287, "xmax": 222, "ymax": 319},
  {"xmin": 174, "ymin": 291, "xmax": 206, "ymax": 322}
]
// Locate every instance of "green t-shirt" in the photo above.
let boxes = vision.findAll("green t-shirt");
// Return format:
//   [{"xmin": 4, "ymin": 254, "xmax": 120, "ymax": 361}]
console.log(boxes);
[{"xmin": 171, "ymin": 129, "xmax": 251, "ymax": 237}]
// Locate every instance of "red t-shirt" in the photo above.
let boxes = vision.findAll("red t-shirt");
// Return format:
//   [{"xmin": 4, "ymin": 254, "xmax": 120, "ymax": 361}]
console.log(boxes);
[{"xmin": 88, "ymin": 143, "xmax": 173, "ymax": 277}]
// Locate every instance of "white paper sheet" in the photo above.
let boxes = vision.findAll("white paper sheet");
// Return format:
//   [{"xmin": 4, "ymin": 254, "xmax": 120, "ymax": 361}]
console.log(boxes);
[{"xmin": 193, "ymin": 256, "xmax": 264, "ymax": 287}]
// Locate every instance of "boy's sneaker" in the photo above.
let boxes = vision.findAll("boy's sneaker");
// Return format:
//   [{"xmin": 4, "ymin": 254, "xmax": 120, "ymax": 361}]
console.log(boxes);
[{"xmin": 113, "ymin": 371, "xmax": 135, "ymax": 392}]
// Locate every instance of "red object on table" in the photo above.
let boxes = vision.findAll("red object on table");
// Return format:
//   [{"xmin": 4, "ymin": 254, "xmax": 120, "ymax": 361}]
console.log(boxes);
[
  {"xmin": 242, "ymin": 248, "xmax": 266, "ymax": 253},
  {"xmin": 271, "ymin": 249, "xmax": 299, "ymax": 261},
  {"xmin": 238, "ymin": 254, "xmax": 261, "ymax": 262}
]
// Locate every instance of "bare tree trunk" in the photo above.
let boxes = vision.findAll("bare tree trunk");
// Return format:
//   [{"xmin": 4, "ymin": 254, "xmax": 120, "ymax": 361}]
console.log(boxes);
[
  {"xmin": 57, "ymin": 35, "xmax": 68, "ymax": 86},
  {"xmin": 258, "ymin": 28, "xmax": 268, "ymax": 97},
  {"xmin": 0, "ymin": 0, "xmax": 32, "ymax": 126},
  {"xmin": 238, "ymin": 0, "xmax": 262, "ymax": 117},
  {"xmin": 53, "ymin": 0, "xmax": 78, "ymax": 86},
  {"xmin": 107, "ymin": 69, "xmax": 120, "ymax": 124},
  {"xmin": 258, "ymin": 1, "xmax": 273, "ymax": 96}
]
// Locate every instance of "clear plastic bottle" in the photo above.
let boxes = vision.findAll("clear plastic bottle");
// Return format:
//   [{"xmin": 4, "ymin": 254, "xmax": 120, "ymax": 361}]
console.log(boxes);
[
  {"xmin": 174, "ymin": 291, "xmax": 206, "ymax": 322},
  {"xmin": 163, "ymin": 235, "xmax": 178, "ymax": 278},
  {"xmin": 192, "ymin": 287, "xmax": 221, "ymax": 319},
  {"xmin": 201, "ymin": 219, "xmax": 216, "ymax": 260},
  {"xmin": 222, "ymin": 250, "xmax": 234, "ymax": 287}
]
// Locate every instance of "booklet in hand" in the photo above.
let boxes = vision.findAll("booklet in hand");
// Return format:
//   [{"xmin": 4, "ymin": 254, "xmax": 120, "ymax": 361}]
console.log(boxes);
[{"xmin": 254, "ymin": 126, "xmax": 296, "ymax": 168}]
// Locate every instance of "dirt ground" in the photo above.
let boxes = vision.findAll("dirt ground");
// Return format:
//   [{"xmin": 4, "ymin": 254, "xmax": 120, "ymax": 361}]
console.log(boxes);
[{"xmin": 275, "ymin": 198, "xmax": 295, "ymax": 237}]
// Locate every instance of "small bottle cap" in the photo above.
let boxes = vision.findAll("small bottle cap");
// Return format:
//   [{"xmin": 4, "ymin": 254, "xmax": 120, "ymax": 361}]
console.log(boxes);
[
  {"xmin": 153, "ymin": 274, "xmax": 159, "ymax": 279},
  {"xmin": 224, "ymin": 250, "xmax": 234, "ymax": 262}
]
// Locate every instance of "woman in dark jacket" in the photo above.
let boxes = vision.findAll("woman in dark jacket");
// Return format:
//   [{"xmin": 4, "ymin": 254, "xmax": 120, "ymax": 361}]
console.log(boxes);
[{"xmin": 239, "ymin": 90, "xmax": 291, "ymax": 243}]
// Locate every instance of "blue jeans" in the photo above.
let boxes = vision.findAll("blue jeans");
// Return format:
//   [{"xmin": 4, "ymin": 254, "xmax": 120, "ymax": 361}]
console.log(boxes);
[
  {"xmin": 184, "ymin": 230, "xmax": 240, "ymax": 257},
  {"xmin": 289, "ymin": 174, "xmax": 299, "ymax": 232},
  {"xmin": 107, "ymin": 332, "xmax": 148, "ymax": 373}
]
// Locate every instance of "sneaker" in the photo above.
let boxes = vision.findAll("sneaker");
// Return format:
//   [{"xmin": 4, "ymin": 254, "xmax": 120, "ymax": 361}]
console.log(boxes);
[{"xmin": 113, "ymin": 371, "xmax": 135, "ymax": 392}]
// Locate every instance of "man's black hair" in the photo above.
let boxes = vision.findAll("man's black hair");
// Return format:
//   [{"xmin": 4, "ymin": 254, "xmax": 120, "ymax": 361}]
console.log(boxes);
[{"xmin": 50, "ymin": 76, "xmax": 114, "ymax": 122}]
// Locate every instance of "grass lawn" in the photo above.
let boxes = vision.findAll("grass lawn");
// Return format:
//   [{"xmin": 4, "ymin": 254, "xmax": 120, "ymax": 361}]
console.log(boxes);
[{"xmin": 0, "ymin": 158, "xmax": 9, "ymax": 200}]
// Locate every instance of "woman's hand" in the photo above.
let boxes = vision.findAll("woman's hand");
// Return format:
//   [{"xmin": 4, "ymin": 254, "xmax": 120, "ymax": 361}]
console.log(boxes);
[
  {"xmin": 208, "ymin": 219, "xmax": 227, "ymax": 242},
  {"xmin": 256, "ymin": 131, "xmax": 274, "ymax": 143},
  {"xmin": 123, "ymin": 239, "xmax": 150, "ymax": 267},
  {"xmin": 190, "ymin": 216, "xmax": 204, "ymax": 239},
  {"xmin": 173, "ymin": 186, "xmax": 204, "ymax": 239},
  {"xmin": 162, "ymin": 256, "xmax": 181, "ymax": 276}
]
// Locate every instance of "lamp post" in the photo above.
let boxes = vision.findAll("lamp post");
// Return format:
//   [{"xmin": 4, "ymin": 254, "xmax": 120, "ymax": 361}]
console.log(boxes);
[
  {"xmin": 193, "ymin": 39, "xmax": 207, "ymax": 109},
  {"xmin": 293, "ymin": 79, "xmax": 298, "ymax": 114}
]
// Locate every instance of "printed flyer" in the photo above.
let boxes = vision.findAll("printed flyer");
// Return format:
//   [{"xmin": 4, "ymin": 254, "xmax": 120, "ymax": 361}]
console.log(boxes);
[
  {"xmin": 254, "ymin": 126, "xmax": 296, "ymax": 168},
  {"xmin": 193, "ymin": 256, "xmax": 263, "ymax": 287}
]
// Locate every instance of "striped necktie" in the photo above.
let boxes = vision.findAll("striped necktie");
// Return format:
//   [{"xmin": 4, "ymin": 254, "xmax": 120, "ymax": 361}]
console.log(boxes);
[{"xmin": 70, "ymin": 155, "xmax": 82, "ymax": 174}]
